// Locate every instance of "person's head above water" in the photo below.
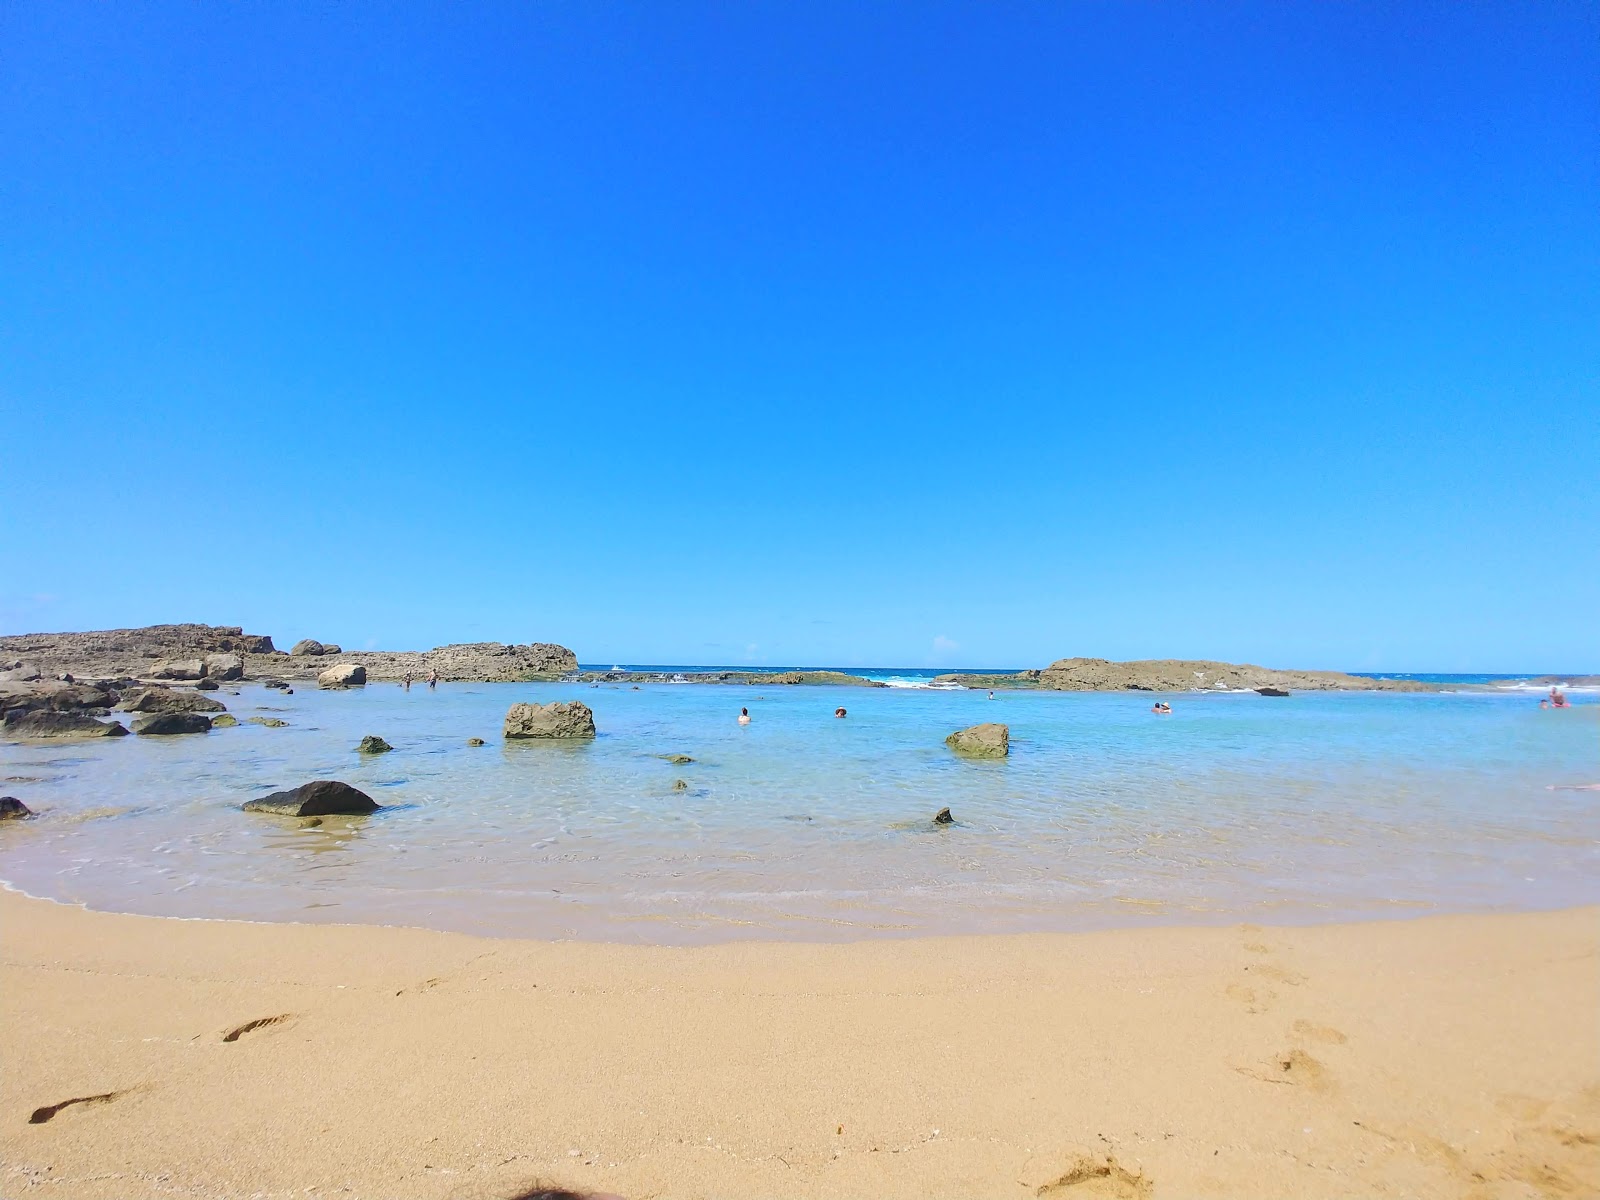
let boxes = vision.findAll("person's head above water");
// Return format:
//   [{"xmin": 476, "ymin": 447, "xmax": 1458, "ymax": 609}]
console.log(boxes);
[{"xmin": 835, "ymin": 707, "xmax": 846, "ymax": 717}]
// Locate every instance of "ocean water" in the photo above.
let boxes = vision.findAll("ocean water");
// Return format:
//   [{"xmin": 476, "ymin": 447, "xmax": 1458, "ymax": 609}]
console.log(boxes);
[{"xmin": 1, "ymin": 681, "xmax": 1595, "ymax": 943}]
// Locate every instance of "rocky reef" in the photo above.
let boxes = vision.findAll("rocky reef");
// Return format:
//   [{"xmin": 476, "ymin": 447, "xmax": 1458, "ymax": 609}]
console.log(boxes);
[{"xmin": 935, "ymin": 658, "xmax": 1431, "ymax": 693}]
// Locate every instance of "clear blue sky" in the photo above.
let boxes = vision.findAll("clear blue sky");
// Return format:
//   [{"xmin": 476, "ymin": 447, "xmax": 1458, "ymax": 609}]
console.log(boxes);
[{"xmin": 2, "ymin": 2, "xmax": 1595, "ymax": 671}]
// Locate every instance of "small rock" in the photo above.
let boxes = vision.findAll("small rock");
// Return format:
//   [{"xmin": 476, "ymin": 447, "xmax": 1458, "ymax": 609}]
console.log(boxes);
[
  {"xmin": 503, "ymin": 700, "xmax": 596, "ymax": 739},
  {"xmin": 243, "ymin": 780, "xmax": 378, "ymax": 817},
  {"xmin": 1256, "ymin": 687, "xmax": 1291, "ymax": 697},
  {"xmin": 467, "ymin": 737, "xmax": 486, "ymax": 746},
  {"xmin": 289, "ymin": 639, "xmax": 326, "ymax": 657},
  {"xmin": 659, "ymin": 753, "xmax": 694, "ymax": 764},
  {"xmin": 133, "ymin": 712, "xmax": 213, "ymax": 735},
  {"xmin": 318, "ymin": 663, "xmax": 367, "ymax": 689},
  {"xmin": 672, "ymin": 779, "xmax": 689, "ymax": 791},
  {"xmin": 194, "ymin": 678, "xmax": 220, "ymax": 691},
  {"xmin": 212, "ymin": 714, "xmax": 239, "ymax": 727},
  {"xmin": 945, "ymin": 722, "xmax": 1009, "ymax": 758},
  {"xmin": 0, "ymin": 796, "xmax": 35, "ymax": 820},
  {"xmin": 933, "ymin": 807, "xmax": 954, "ymax": 825},
  {"xmin": 300, "ymin": 816, "xmax": 324, "ymax": 828},
  {"xmin": 358, "ymin": 735, "xmax": 393, "ymax": 754},
  {"xmin": 246, "ymin": 717, "xmax": 288, "ymax": 728}
]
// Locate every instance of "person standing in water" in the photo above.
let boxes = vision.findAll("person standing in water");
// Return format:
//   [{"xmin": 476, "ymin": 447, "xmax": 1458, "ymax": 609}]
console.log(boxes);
[
  {"xmin": 738, "ymin": 707, "xmax": 751, "ymax": 725},
  {"xmin": 403, "ymin": 672, "xmax": 412, "ymax": 692},
  {"xmin": 1549, "ymin": 686, "xmax": 1569, "ymax": 708},
  {"xmin": 429, "ymin": 669, "xmax": 438, "ymax": 690}
]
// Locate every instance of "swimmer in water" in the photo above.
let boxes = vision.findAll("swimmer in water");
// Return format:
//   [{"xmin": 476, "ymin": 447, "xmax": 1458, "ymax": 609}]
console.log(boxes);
[
  {"xmin": 1152, "ymin": 702, "xmax": 1172, "ymax": 714},
  {"xmin": 834, "ymin": 706, "xmax": 847, "ymax": 718},
  {"xmin": 1549, "ymin": 686, "xmax": 1569, "ymax": 708},
  {"xmin": 988, "ymin": 690, "xmax": 995, "ymax": 700},
  {"xmin": 738, "ymin": 707, "xmax": 751, "ymax": 725}
]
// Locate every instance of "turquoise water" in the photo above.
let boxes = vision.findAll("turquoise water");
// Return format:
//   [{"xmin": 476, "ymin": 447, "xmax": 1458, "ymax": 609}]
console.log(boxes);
[{"xmin": 1, "ymin": 681, "xmax": 1595, "ymax": 943}]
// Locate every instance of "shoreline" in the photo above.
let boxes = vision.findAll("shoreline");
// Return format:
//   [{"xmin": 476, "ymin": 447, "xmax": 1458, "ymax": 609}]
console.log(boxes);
[{"xmin": 4, "ymin": 892, "xmax": 1596, "ymax": 1199}]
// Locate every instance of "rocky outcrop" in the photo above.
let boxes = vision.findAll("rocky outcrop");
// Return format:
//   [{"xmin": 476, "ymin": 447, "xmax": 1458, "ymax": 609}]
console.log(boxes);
[
  {"xmin": 0, "ymin": 663, "xmax": 43, "ymax": 682},
  {"xmin": 0, "ymin": 625, "xmax": 275, "ymax": 680},
  {"xmin": 212, "ymin": 713, "xmax": 239, "ymax": 727},
  {"xmin": 289, "ymin": 640, "xmax": 326, "ymax": 657},
  {"xmin": 945, "ymin": 722, "xmax": 1009, "ymax": 758},
  {"xmin": 934, "ymin": 807, "xmax": 954, "ymax": 824},
  {"xmin": 3, "ymin": 711, "xmax": 128, "ymax": 739},
  {"xmin": 932, "ymin": 672, "xmax": 1040, "ymax": 689},
  {"xmin": 504, "ymin": 700, "xmax": 596, "ymax": 739},
  {"xmin": 318, "ymin": 663, "xmax": 367, "ymax": 689},
  {"xmin": 0, "ymin": 681, "xmax": 117, "ymax": 715},
  {"xmin": 133, "ymin": 712, "xmax": 213, "ymax": 735},
  {"xmin": 151, "ymin": 659, "xmax": 205, "ymax": 681},
  {"xmin": 357, "ymin": 735, "xmax": 393, "ymax": 754},
  {"xmin": 1035, "ymin": 658, "xmax": 1431, "ymax": 693},
  {"xmin": 119, "ymin": 687, "xmax": 226, "ymax": 714},
  {"xmin": 0, "ymin": 796, "xmax": 34, "ymax": 820},
  {"xmin": 242, "ymin": 780, "xmax": 378, "ymax": 817}
]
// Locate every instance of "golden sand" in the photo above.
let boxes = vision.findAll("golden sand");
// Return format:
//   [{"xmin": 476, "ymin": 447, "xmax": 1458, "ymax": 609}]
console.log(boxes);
[{"xmin": 2, "ymin": 892, "xmax": 1595, "ymax": 1198}]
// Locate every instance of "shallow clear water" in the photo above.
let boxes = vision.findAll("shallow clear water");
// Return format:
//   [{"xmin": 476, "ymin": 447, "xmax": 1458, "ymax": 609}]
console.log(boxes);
[{"xmin": 1, "ymin": 682, "xmax": 1596, "ymax": 943}]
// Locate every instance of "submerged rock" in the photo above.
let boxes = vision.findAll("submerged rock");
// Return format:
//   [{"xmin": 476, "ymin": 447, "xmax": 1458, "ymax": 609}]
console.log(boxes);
[
  {"xmin": 945, "ymin": 722, "xmax": 1009, "ymax": 758},
  {"xmin": 0, "ymin": 795, "xmax": 34, "ymax": 820},
  {"xmin": 120, "ymin": 686, "xmax": 225, "ymax": 714},
  {"xmin": 132, "ymin": 712, "xmax": 213, "ymax": 735},
  {"xmin": 467, "ymin": 737, "xmax": 486, "ymax": 746},
  {"xmin": 247, "ymin": 716, "xmax": 288, "ymax": 727},
  {"xmin": 503, "ymin": 700, "xmax": 596, "ymax": 739},
  {"xmin": 933, "ymin": 807, "xmax": 954, "ymax": 825},
  {"xmin": 358, "ymin": 735, "xmax": 393, "ymax": 754},
  {"xmin": 672, "ymin": 778, "xmax": 689, "ymax": 791},
  {"xmin": 212, "ymin": 713, "xmax": 239, "ymax": 727},
  {"xmin": 194, "ymin": 678, "xmax": 220, "ymax": 691},
  {"xmin": 318, "ymin": 663, "xmax": 366, "ymax": 689},
  {"xmin": 1256, "ymin": 687, "xmax": 1291, "ymax": 697},
  {"xmin": 242, "ymin": 780, "xmax": 378, "ymax": 817},
  {"xmin": 3, "ymin": 710, "xmax": 128, "ymax": 739},
  {"xmin": 659, "ymin": 753, "xmax": 694, "ymax": 764}
]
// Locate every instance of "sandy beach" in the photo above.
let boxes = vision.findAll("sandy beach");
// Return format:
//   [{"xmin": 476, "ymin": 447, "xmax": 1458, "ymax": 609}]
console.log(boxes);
[{"xmin": 2, "ymin": 892, "xmax": 1595, "ymax": 1199}]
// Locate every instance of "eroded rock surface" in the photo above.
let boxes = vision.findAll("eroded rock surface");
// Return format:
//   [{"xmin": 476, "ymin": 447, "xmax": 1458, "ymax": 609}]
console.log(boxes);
[
  {"xmin": 242, "ymin": 780, "xmax": 378, "ymax": 817},
  {"xmin": 504, "ymin": 700, "xmax": 596, "ymax": 739},
  {"xmin": 945, "ymin": 722, "xmax": 1009, "ymax": 758}
]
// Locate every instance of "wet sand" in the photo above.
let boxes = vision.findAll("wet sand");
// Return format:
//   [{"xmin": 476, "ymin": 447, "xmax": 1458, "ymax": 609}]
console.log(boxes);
[{"xmin": 2, "ymin": 892, "xmax": 1596, "ymax": 1199}]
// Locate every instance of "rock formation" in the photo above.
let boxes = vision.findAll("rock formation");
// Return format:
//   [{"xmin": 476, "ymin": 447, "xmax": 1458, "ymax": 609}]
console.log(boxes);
[
  {"xmin": 318, "ymin": 663, "xmax": 367, "ymax": 689},
  {"xmin": 132, "ymin": 712, "xmax": 213, "ymax": 735},
  {"xmin": 357, "ymin": 735, "xmax": 393, "ymax": 754},
  {"xmin": 119, "ymin": 687, "xmax": 226, "ymax": 714},
  {"xmin": 937, "ymin": 659, "xmax": 1433, "ymax": 693},
  {"xmin": 0, "ymin": 796, "xmax": 34, "ymax": 820},
  {"xmin": 289, "ymin": 640, "xmax": 326, "ymax": 656},
  {"xmin": 242, "ymin": 780, "xmax": 378, "ymax": 817},
  {"xmin": 945, "ymin": 722, "xmax": 1009, "ymax": 758},
  {"xmin": 504, "ymin": 700, "xmax": 596, "ymax": 739},
  {"xmin": 2, "ymin": 711, "xmax": 128, "ymax": 739}
]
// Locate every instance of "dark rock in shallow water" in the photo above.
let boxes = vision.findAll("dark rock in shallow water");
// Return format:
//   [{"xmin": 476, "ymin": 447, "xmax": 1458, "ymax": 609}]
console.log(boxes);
[
  {"xmin": 659, "ymin": 753, "xmax": 694, "ymax": 764},
  {"xmin": 467, "ymin": 737, "xmax": 485, "ymax": 746},
  {"xmin": 243, "ymin": 780, "xmax": 378, "ymax": 817},
  {"xmin": 945, "ymin": 722, "xmax": 1009, "ymax": 758},
  {"xmin": 247, "ymin": 716, "xmax": 288, "ymax": 727},
  {"xmin": 120, "ymin": 686, "xmax": 225, "ymax": 714},
  {"xmin": 194, "ymin": 678, "xmax": 219, "ymax": 691},
  {"xmin": 3, "ymin": 710, "xmax": 128, "ymax": 739},
  {"xmin": 1255, "ymin": 687, "xmax": 1291, "ymax": 697},
  {"xmin": 358, "ymin": 735, "xmax": 393, "ymax": 754},
  {"xmin": 504, "ymin": 700, "xmax": 596, "ymax": 739},
  {"xmin": 212, "ymin": 713, "xmax": 239, "ymax": 727},
  {"xmin": 934, "ymin": 807, "xmax": 954, "ymax": 825},
  {"xmin": 1, "ymin": 795, "xmax": 35, "ymax": 820},
  {"xmin": 133, "ymin": 712, "xmax": 212, "ymax": 735},
  {"xmin": 672, "ymin": 778, "xmax": 689, "ymax": 791}
]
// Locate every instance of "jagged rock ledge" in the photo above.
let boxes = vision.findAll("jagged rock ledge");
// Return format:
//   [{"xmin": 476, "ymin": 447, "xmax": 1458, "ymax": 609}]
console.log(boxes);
[
  {"xmin": 934, "ymin": 658, "xmax": 1433, "ymax": 693},
  {"xmin": 576, "ymin": 669, "xmax": 887, "ymax": 687}
]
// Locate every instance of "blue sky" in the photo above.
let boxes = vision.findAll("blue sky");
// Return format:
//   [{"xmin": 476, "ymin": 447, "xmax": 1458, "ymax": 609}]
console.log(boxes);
[{"xmin": 1, "ymin": 2, "xmax": 1595, "ymax": 670}]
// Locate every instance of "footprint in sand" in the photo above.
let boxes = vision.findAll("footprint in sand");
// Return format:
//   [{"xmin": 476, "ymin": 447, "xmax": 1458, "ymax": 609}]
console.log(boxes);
[
  {"xmin": 1033, "ymin": 1154, "xmax": 1152, "ymax": 1199},
  {"xmin": 1236, "ymin": 1048, "xmax": 1331, "ymax": 1092},
  {"xmin": 29, "ymin": 1090, "xmax": 129, "ymax": 1124},
  {"xmin": 1225, "ymin": 982, "xmax": 1277, "ymax": 1014},
  {"xmin": 1291, "ymin": 1019, "xmax": 1348, "ymax": 1045},
  {"xmin": 221, "ymin": 1013, "xmax": 294, "ymax": 1043}
]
